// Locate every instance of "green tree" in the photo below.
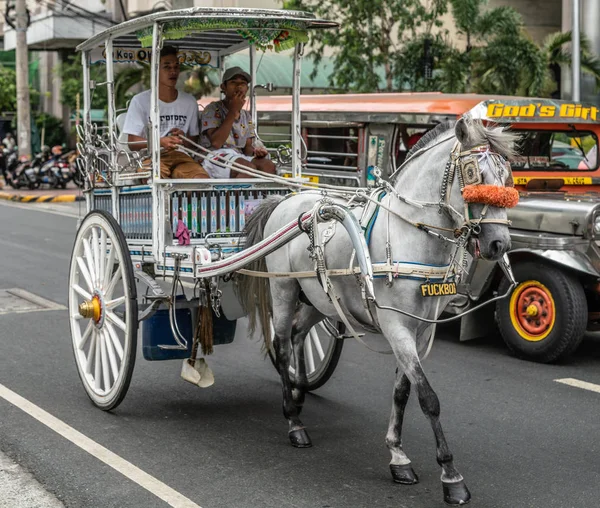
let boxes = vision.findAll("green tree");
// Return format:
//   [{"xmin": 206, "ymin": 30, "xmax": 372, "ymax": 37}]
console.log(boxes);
[
  {"xmin": 449, "ymin": 0, "xmax": 600, "ymax": 97},
  {"xmin": 539, "ymin": 30, "xmax": 600, "ymax": 96},
  {"xmin": 0, "ymin": 65, "xmax": 40, "ymax": 112},
  {"xmin": 34, "ymin": 112, "xmax": 64, "ymax": 147},
  {"xmin": 282, "ymin": 0, "xmax": 449, "ymax": 92},
  {"xmin": 0, "ymin": 66, "xmax": 18, "ymax": 112},
  {"xmin": 58, "ymin": 55, "xmax": 108, "ymax": 111}
]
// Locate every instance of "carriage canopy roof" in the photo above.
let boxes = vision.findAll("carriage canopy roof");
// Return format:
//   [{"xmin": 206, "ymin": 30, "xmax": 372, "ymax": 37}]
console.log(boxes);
[{"xmin": 76, "ymin": 7, "xmax": 338, "ymax": 55}]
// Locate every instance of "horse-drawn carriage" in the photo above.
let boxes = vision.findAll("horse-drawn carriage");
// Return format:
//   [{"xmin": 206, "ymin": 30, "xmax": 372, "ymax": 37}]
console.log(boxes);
[{"xmin": 70, "ymin": 8, "xmax": 519, "ymax": 504}]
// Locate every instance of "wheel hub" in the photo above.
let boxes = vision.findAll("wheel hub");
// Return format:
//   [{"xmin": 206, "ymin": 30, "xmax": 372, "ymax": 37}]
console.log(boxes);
[
  {"xmin": 511, "ymin": 282, "xmax": 555, "ymax": 340},
  {"xmin": 525, "ymin": 303, "xmax": 539, "ymax": 317},
  {"xmin": 78, "ymin": 291, "xmax": 105, "ymax": 327}
]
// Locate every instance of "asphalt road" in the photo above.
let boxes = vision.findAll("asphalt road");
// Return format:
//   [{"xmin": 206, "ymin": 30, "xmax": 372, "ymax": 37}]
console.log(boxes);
[{"xmin": 1, "ymin": 200, "xmax": 600, "ymax": 508}]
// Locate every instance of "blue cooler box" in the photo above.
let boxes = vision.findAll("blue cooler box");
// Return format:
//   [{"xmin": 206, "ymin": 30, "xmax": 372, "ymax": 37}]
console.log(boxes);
[{"xmin": 142, "ymin": 305, "xmax": 237, "ymax": 361}]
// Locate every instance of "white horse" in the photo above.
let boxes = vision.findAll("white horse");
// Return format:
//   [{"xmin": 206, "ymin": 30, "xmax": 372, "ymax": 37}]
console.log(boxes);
[{"xmin": 238, "ymin": 116, "xmax": 518, "ymax": 505}]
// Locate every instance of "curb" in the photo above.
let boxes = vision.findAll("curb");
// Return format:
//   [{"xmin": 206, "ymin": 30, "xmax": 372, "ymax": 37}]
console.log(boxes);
[{"xmin": 0, "ymin": 192, "xmax": 85, "ymax": 203}]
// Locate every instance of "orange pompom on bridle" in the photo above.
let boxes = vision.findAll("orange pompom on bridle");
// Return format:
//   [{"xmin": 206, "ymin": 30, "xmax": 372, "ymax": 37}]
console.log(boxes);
[{"xmin": 462, "ymin": 184, "xmax": 519, "ymax": 209}]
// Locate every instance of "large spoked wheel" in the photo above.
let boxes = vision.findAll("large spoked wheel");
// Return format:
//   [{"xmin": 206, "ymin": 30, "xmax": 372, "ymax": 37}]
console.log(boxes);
[
  {"xmin": 496, "ymin": 261, "xmax": 587, "ymax": 363},
  {"xmin": 269, "ymin": 320, "xmax": 345, "ymax": 391},
  {"xmin": 68, "ymin": 210, "xmax": 138, "ymax": 410}
]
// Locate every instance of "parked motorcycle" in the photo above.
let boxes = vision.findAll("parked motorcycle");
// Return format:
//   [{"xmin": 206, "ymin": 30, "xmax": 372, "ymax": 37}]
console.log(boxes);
[
  {"xmin": 0, "ymin": 147, "xmax": 19, "ymax": 184},
  {"xmin": 4, "ymin": 152, "xmax": 42, "ymax": 189},
  {"xmin": 36, "ymin": 146, "xmax": 73, "ymax": 189}
]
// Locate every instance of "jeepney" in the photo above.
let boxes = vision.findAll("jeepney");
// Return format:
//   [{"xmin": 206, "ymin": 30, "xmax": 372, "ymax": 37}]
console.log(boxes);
[{"xmin": 223, "ymin": 93, "xmax": 600, "ymax": 363}]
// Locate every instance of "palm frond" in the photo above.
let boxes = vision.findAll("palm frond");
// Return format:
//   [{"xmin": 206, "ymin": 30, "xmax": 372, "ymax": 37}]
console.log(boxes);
[
  {"xmin": 542, "ymin": 31, "xmax": 572, "ymax": 54},
  {"xmin": 476, "ymin": 7, "xmax": 523, "ymax": 40}
]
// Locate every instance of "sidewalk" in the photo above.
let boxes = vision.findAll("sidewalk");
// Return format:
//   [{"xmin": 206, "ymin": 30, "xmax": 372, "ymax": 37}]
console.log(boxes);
[
  {"xmin": 0, "ymin": 450, "xmax": 64, "ymax": 508},
  {"xmin": 0, "ymin": 179, "xmax": 84, "ymax": 203}
]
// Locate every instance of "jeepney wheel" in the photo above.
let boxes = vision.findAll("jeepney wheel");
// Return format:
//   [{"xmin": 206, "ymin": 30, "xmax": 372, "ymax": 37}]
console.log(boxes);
[
  {"xmin": 269, "ymin": 319, "xmax": 345, "ymax": 391},
  {"xmin": 68, "ymin": 210, "xmax": 138, "ymax": 410},
  {"xmin": 496, "ymin": 261, "xmax": 586, "ymax": 363}
]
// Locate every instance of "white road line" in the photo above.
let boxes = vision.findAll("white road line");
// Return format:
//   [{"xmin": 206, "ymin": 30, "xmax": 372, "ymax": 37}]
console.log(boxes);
[
  {"xmin": 0, "ymin": 383, "xmax": 202, "ymax": 508},
  {"xmin": 554, "ymin": 378, "xmax": 600, "ymax": 394}
]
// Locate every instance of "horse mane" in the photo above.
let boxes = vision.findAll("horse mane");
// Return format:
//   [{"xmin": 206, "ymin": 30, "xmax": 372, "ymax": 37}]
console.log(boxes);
[
  {"xmin": 406, "ymin": 121, "xmax": 455, "ymax": 158},
  {"xmin": 460, "ymin": 115, "xmax": 517, "ymax": 159},
  {"xmin": 406, "ymin": 116, "xmax": 517, "ymax": 160}
]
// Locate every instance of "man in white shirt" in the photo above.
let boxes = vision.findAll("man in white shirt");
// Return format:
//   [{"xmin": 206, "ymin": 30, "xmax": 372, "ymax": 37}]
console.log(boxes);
[{"xmin": 122, "ymin": 45, "xmax": 208, "ymax": 179}]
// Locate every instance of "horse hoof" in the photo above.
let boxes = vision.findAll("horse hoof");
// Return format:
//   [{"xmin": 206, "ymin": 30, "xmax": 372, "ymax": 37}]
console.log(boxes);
[
  {"xmin": 443, "ymin": 480, "xmax": 471, "ymax": 505},
  {"xmin": 390, "ymin": 464, "xmax": 419, "ymax": 485},
  {"xmin": 289, "ymin": 428, "xmax": 312, "ymax": 448}
]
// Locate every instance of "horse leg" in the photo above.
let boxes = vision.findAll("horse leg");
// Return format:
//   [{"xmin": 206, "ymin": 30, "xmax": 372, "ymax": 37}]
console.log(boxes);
[
  {"xmin": 289, "ymin": 304, "xmax": 325, "ymax": 413},
  {"xmin": 271, "ymin": 282, "xmax": 312, "ymax": 448},
  {"xmin": 386, "ymin": 370, "xmax": 419, "ymax": 485},
  {"xmin": 384, "ymin": 326, "xmax": 471, "ymax": 505},
  {"xmin": 408, "ymin": 361, "xmax": 471, "ymax": 505}
]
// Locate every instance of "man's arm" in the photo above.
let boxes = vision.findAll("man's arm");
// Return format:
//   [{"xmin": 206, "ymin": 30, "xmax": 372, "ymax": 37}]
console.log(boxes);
[
  {"xmin": 127, "ymin": 133, "xmax": 184, "ymax": 152},
  {"xmin": 127, "ymin": 135, "xmax": 147, "ymax": 152},
  {"xmin": 243, "ymin": 138, "xmax": 255, "ymax": 157},
  {"xmin": 206, "ymin": 115, "xmax": 236, "ymax": 150}
]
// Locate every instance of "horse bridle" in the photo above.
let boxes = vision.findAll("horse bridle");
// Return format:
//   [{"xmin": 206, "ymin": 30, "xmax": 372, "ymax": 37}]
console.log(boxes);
[{"xmin": 440, "ymin": 141, "xmax": 516, "ymax": 234}]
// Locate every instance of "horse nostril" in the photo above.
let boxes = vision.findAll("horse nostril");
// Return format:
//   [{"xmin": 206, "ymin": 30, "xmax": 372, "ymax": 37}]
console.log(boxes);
[{"xmin": 490, "ymin": 239, "xmax": 509, "ymax": 257}]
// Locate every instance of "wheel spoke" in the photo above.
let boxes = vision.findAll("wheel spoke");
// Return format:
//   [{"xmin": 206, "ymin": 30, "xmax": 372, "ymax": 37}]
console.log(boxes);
[
  {"xmin": 99, "ymin": 229, "xmax": 107, "ymax": 289},
  {"xmin": 92, "ymin": 227, "xmax": 100, "ymax": 287},
  {"xmin": 83, "ymin": 237, "xmax": 97, "ymax": 288},
  {"xmin": 106, "ymin": 310, "xmax": 127, "ymax": 332},
  {"xmin": 105, "ymin": 296, "xmax": 126, "ymax": 310},
  {"xmin": 77, "ymin": 321, "xmax": 94, "ymax": 350},
  {"xmin": 100, "ymin": 333, "xmax": 111, "ymax": 392},
  {"xmin": 103, "ymin": 329, "xmax": 120, "ymax": 382},
  {"xmin": 85, "ymin": 332, "xmax": 97, "ymax": 375},
  {"xmin": 103, "ymin": 245, "xmax": 116, "ymax": 290},
  {"xmin": 305, "ymin": 334, "xmax": 316, "ymax": 374},
  {"xmin": 94, "ymin": 332, "xmax": 102, "ymax": 391},
  {"xmin": 105, "ymin": 268, "xmax": 122, "ymax": 300},
  {"xmin": 76, "ymin": 256, "xmax": 94, "ymax": 293},
  {"xmin": 310, "ymin": 328, "xmax": 325, "ymax": 361},
  {"xmin": 72, "ymin": 283, "xmax": 92, "ymax": 301},
  {"xmin": 106, "ymin": 322, "xmax": 124, "ymax": 360}
]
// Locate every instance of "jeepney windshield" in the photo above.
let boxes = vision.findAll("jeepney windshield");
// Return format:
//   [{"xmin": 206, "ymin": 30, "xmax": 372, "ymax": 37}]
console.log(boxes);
[{"xmin": 511, "ymin": 130, "xmax": 598, "ymax": 171}]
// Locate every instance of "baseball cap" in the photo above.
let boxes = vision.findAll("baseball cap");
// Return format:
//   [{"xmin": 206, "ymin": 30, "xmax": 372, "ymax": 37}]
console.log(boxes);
[{"xmin": 222, "ymin": 66, "xmax": 251, "ymax": 84}]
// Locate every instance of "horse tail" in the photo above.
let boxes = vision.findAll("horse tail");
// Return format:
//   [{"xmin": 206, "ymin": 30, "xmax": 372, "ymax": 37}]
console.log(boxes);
[{"xmin": 238, "ymin": 195, "xmax": 284, "ymax": 351}]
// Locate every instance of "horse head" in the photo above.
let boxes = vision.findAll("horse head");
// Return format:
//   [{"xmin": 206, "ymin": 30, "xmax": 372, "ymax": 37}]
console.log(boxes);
[{"xmin": 452, "ymin": 115, "xmax": 519, "ymax": 261}]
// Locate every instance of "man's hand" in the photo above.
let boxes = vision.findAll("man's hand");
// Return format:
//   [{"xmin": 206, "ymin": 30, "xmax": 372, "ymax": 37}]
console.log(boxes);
[
  {"xmin": 254, "ymin": 146, "xmax": 269, "ymax": 158},
  {"xmin": 229, "ymin": 91, "xmax": 246, "ymax": 116},
  {"xmin": 169, "ymin": 128, "xmax": 186, "ymax": 138},
  {"xmin": 160, "ymin": 132, "xmax": 182, "ymax": 151}
]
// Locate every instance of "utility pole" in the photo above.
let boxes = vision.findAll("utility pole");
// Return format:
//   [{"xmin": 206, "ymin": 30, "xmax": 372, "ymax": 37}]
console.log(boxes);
[
  {"xmin": 15, "ymin": 0, "xmax": 31, "ymax": 157},
  {"xmin": 572, "ymin": 0, "xmax": 581, "ymax": 102}
]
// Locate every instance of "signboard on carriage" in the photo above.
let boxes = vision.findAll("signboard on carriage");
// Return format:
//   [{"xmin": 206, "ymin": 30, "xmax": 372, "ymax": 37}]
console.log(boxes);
[
  {"xmin": 470, "ymin": 99, "xmax": 600, "ymax": 124},
  {"xmin": 90, "ymin": 47, "xmax": 220, "ymax": 68}
]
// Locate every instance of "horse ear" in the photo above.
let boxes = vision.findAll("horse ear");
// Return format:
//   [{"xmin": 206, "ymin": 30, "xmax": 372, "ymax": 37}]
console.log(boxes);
[{"xmin": 455, "ymin": 117, "xmax": 470, "ymax": 146}]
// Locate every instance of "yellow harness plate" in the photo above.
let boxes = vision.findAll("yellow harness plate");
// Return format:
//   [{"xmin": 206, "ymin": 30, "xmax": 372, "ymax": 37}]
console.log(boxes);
[{"xmin": 420, "ymin": 282, "xmax": 457, "ymax": 297}]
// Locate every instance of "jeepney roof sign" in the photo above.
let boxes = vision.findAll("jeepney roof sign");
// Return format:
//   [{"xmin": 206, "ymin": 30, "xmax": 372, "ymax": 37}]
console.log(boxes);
[{"xmin": 469, "ymin": 99, "xmax": 600, "ymax": 124}]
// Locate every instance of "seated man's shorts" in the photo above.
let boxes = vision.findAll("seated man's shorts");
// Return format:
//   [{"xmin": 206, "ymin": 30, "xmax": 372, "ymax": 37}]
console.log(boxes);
[
  {"xmin": 202, "ymin": 148, "xmax": 254, "ymax": 178},
  {"xmin": 161, "ymin": 150, "xmax": 209, "ymax": 179}
]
